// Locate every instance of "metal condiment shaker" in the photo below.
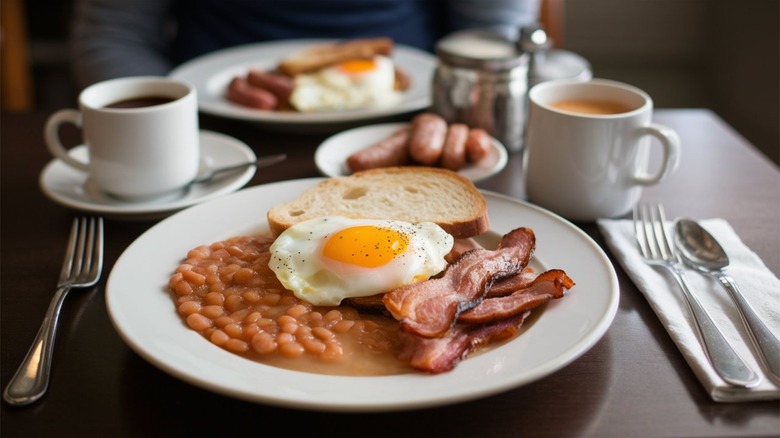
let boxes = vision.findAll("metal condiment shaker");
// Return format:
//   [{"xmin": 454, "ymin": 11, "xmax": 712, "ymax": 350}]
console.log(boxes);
[
  {"xmin": 431, "ymin": 28, "xmax": 530, "ymax": 154},
  {"xmin": 431, "ymin": 24, "xmax": 591, "ymax": 155}
]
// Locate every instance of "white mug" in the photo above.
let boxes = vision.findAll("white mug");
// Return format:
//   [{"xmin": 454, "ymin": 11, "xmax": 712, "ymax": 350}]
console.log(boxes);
[
  {"xmin": 524, "ymin": 78, "xmax": 680, "ymax": 221},
  {"xmin": 45, "ymin": 76, "xmax": 200, "ymax": 200}
]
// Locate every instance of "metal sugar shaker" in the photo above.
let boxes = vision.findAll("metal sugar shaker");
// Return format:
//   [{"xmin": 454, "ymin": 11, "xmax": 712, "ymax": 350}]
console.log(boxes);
[{"xmin": 431, "ymin": 29, "xmax": 530, "ymax": 154}]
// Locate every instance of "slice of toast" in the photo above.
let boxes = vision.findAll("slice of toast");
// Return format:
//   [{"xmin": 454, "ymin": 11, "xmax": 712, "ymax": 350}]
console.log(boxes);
[
  {"xmin": 278, "ymin": 37, "xmax": 395, "ymax": 77},
  {"xmin": 267, "ymin": 167, "xmax": 490, "ymax": 239}
]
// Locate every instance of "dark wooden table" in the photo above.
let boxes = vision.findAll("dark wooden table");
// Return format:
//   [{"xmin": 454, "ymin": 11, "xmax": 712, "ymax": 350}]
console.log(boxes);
[{"xmin": 2, "ymin": 108, "xmax": 778, "ymax": 437}]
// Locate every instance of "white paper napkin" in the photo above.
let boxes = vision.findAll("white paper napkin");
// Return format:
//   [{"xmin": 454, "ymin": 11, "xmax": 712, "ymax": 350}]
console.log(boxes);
[{"xmin": 597, "ymin": 218, "xmax": 780, "ymax": 402}]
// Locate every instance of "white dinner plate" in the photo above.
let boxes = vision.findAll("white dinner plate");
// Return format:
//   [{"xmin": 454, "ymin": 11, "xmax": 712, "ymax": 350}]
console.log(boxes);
[
  {"xmin": 315, "ymin": 122, "xmax": 508, "ymax": 182},
  {"xmin": 39, "ymin": 130, "xmax": 256, "ymax": 220},
  {"xmin": 169, "ymin": 40, "xmax": 437, "ymax": 127},
  {"xmin": 106, "ymin": 179, "xmax": 619, "ymax": 411}
]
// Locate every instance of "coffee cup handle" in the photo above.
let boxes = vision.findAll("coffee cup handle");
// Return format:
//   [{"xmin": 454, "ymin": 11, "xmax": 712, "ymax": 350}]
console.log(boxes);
[
  {"xmin": 44, "ymin": 109, "xmax": 89, "ymax": 171},
  {"xmin": 633, "ymin": 123, "xmax": 681, "ymax": 185}
]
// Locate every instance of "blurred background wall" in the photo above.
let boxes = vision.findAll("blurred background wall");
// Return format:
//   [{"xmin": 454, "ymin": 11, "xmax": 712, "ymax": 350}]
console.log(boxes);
[
  {"xmin": 6, "ymin": 0, "xmax": 779, "ymax": 165},
  {"xmin": 562, "ymin": 0, "xmax": 778, "ymax": 166}
]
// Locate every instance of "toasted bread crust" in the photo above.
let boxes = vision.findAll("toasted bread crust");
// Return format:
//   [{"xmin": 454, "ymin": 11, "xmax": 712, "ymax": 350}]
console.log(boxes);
[
  {"xmin": 267, "ymin": 167, "xmax": 489, "ymax": 239},
  {"xmin": 278, "ymin": 37, "xmax": 395, "ymax": 77}
]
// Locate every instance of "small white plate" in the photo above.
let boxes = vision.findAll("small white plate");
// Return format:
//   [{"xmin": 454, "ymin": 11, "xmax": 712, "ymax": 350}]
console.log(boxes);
[
  {"xmin": 315, "ymin": 122, "xmax": 509, "ymax": 182},
  {"xmin": 169, "ymin": 40, "xmax": 437, "ymax": 127},
  {"xmin": 106, "ymin": 178, "xmax": 619, "ymax": 411},
  {"xmin": 39, "ymin": 130, "xmax": 256, "ymax": 220}
]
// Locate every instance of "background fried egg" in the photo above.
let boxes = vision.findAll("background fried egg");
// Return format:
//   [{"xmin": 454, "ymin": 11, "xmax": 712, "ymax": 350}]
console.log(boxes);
[
  {"xmin": 269, "ymin": 216, "xmax": 453, "ymax": 306},
  {"xmin": 289, "ymin": 56, "xmax": 401, "ymax": 112}
]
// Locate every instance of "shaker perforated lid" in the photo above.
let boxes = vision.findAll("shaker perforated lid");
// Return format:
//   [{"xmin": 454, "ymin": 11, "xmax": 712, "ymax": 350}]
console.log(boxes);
[{"xmin": 435, "ymin": 29, "xmax": 527, "ymax": 71}]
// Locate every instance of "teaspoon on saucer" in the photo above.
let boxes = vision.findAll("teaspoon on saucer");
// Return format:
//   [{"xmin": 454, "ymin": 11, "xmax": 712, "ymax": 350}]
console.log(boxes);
[{"xmin": 192, "ymin": 153, "xmax": 287, "ymax": 184}]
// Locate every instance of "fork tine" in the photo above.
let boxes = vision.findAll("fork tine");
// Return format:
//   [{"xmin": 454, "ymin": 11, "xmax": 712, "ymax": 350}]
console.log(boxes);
[
  {"xmin": 72, "ymin": 218, "xmax": 88, "ymax": 278},
  {"xmin": 57, "ymin": 218, "xmax": 79, "ymax": 284},
  {"xmin": 635, "ymin": 203, "xmax": 658, "ymax": 259},
  {"xmin": 633, "ymin": 204, "xmax": 648, "ymax": 258},
  {"xmin": 641, "ymin": 203, "xmax": 658, "ymax": 259},
  {"xmin": 89, "ymin": 217, "xmax": 104, "ymax": 281},
  {"xmin": 650, "ymin": 204, "xmax": 675, "ymax": 260},
  {"xmin": 645, "ymin": 204, "xmax": 659, "ymax": 257},
  {"xmin": 74, "ymin": 217, "xmax": 104, "ymax": 283},
  {"xmin": 82, "ymin": 217, "xmax": 95, "ymax": 275}
]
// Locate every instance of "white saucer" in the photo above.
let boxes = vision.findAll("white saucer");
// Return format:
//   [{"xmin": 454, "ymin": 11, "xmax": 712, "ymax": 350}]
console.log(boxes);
[
  {"xmin": 315, "ymin": 123, "xmax": 508, "ymax": 182},
  {"xmin": 39, "ymin": 130, "xmax": 257, "ymax": 220}
]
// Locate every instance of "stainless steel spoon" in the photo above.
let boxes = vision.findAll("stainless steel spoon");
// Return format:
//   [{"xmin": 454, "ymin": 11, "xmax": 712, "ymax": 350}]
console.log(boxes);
[
  {"xmin": 674, "ymin": 218, "xmax": 780, "ymax": 385},
  {"xmin": 191, "ymin": 153, "xmax": 287, "ymax": 184}
]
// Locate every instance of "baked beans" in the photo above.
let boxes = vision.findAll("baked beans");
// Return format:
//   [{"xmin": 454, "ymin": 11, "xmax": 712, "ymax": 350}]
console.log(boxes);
[{"xmin": 169, "ymin": 234, "xmax": 412, "ymax": 376}]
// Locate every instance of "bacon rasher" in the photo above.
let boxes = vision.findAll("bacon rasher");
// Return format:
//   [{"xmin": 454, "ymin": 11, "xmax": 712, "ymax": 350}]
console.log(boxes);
[
  {"xmin": 485, "ymin": 268, "xmax": 538, "ymax": 297},
  {"xmin": 383, "ymin": 227, "xmax": 576, "ymax": 373},
  {"xmin": 382, "ymin": 227, "xmax": 536, "ymax": 338},
  {"xmin": 458, "ymin": 269, "xmax": 574, "ymax": 324},
  {"xmin": 401, "ymin": 269, "xmax": 574, "ymax": 373},
  {"xmin": 400, "ymin": 312, "xmax": 530, "ymax": 374}
]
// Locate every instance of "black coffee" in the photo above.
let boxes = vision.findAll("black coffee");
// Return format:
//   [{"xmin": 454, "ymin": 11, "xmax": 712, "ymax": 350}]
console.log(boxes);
[{"xmin": 104, "ymin": 95, "xmax": 175, "ymax": 109}]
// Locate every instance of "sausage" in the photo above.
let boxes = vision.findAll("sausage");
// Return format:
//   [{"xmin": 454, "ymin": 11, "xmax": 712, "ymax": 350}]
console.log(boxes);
[
  {"xmin": 465, "ymin": 128, "xmax": 492, "ymax": 162},
  {"xmin": 226, "ymin": 77, "xmax": 277, "ymax": 110},
  {"xmin": 247, "ymin": 70, "xmax": 295, "ymax": 106},
  {"xmin": 440, "ymin": 123, "xmax": 469, "ymax": 170},
  {"xmin": 408, "ymin": 112, "xmax": 447, "ymax": 165},
  {"xmin": 346, "ymin": 127, "xmax": 411, "ymax": 172}
]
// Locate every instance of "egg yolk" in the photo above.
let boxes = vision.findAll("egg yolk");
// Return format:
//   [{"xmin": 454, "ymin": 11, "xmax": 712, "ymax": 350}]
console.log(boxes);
[
  {"xmin": 323, "ymin": 225, "xmax": 409, "ymax": 268},
  {"xmin": 337, "ymin": 59, "xmax": 377, "ymax": 74}
]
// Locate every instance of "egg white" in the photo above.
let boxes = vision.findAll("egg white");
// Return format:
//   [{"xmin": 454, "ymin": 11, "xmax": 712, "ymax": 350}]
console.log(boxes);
[
  {"xmin": 268, "ymin": 216, "xmax": 454, "ymax": 306},
  {"xmin": 289, "ymin": 55, "xmax": 401, "ymax": 112}
]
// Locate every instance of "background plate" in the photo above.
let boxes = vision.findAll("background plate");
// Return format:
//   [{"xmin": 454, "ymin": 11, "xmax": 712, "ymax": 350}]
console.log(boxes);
[{"xmin": 169, "ymin": 40, "xmax": 436, "ymax": 128}]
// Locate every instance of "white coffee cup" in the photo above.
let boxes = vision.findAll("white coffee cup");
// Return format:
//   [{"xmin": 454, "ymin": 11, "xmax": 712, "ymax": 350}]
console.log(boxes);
[
  {"xmin": 524, "ymin": 78, "xmax": 680, "ymax": 221},
  {"xmin": 45, "ymin": 76, "xmax": 200, "ymax": 200}
]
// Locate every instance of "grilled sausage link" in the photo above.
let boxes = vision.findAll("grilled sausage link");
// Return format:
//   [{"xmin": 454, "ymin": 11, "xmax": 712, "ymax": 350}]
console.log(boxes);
[
  {"xmin": 346, "ymin": 127, "xmax": 411, "ymax": 172},
  {"xmin": 226, "ymin": 77, "xmax": 277, "ymax": 110},
  {"xmin": 408, "ymin": 112, "xmax": 447, "ymax": 165},
  {"xmin": 465, "ymin": 128, "xmax": 492, "ymax": 162},
  {"xmin": 440, "ymin": 123, "xmax": 470, "ymax": 170},
  {"xmin": 246, "ymin": 70, "xmax": 295, "ymax": 106}
]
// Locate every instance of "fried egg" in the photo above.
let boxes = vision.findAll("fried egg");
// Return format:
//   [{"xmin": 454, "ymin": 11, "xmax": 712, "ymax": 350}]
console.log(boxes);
[
  {"xmin": 268, "ymin": 216, "xmax": 454, "ymax": 306},
  {"xmin": 289, "ymin": 56, "xmax": 401, "ymax": 112}
]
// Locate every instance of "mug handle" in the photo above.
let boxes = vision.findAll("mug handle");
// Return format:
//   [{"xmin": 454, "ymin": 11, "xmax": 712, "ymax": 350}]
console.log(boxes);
[
  {"xmin": 44, "ymin": 109, "xmax": 89, "ymax": 171},
  {"xmin": 632, "ymin": 123, "xmax": 681, "ymax": 185}
]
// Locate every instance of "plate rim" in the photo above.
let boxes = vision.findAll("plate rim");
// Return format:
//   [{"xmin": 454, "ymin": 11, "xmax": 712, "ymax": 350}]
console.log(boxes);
[
  {"xmin": 169, "ymin": 39, "xmax": 437, "ymax": 125},
  {"xmin": 106, "ymin": 178, "xmax": 619, "ymax": 412}
]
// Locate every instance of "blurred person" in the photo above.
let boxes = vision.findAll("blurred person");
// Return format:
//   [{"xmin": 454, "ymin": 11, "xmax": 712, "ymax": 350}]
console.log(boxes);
[{"xmin": 69, "ymin": 0, "xmax": 540, "ymax": 89}]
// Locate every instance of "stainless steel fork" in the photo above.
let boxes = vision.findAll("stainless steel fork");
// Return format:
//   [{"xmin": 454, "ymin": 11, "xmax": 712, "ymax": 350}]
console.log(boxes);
[
  {"xmin": 4, "ymin": 217, "xmax": 104, "ymax": 406},
  {"xmin": 633, "ymin": 203, "xmax": 760, "ymax": 388}
]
